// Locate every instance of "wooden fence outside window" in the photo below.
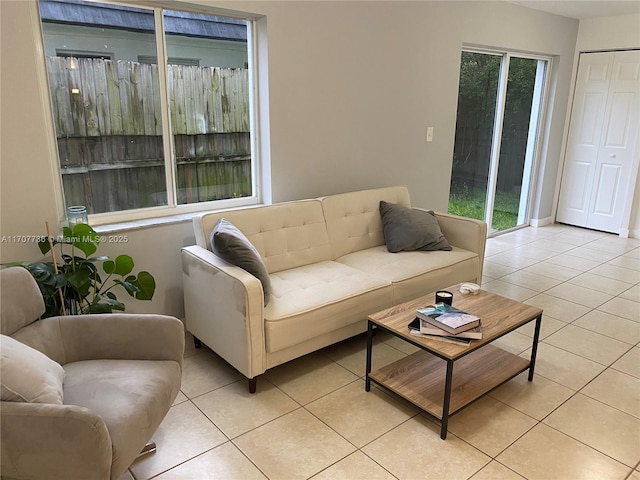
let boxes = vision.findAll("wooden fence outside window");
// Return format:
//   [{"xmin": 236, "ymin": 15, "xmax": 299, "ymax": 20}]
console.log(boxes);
[{"xmin": 46, "ymin": 57, "xmax": 251, "ymax": 213}]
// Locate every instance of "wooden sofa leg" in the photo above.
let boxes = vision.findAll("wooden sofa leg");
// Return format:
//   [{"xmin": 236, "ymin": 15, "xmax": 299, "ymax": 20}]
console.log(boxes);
[
  {"xmin": 249, "ymin": 377, "xmax": 257, "ymax": 394},
  {"xmin": 193, "ymin": 336, "xmax": 202, "ymax": 349}
]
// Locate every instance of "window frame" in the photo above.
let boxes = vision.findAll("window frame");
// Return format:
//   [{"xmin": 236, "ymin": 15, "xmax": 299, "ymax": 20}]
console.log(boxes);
[{"xmin": 36, "ymin": 0, "xmax": 267, "ymax": 227}]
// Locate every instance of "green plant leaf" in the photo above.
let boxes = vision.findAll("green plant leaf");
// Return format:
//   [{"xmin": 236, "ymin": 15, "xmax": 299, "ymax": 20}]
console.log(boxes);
[
  {"xmin": 114, "ymin": 278, "xmax": 140, "ymax": 296},
  {"xmin": 65, "ymin": 269, "xmax": 92, "ymax": 297},
  {"xmin": 69, "ymin": 224, "xmax": 99, "ymax": 257},
  {"xmin": 28, "ymin": 264, "xmax": 58, "ymax": 284},
  {"xmin": 6, "ymin": 222, "xmax": 156, "ymax": 318},
  {"xmin": 87, "ymin": 303, "xmax": 113, "ymax": 314},
  {"xmin": 103, "ymin": 259, "xmax": 115, "ymax": 274},
  {"xmin": 131, "ymin": 271, "xmax": 156, "ymax": 300},
  {"xmin": 94, "ymin": 294, "xmax": 125, "ymax": 311},
  {"xmin": 86, "ymin": 256, "xmax": 109, "ymax": 263},
  {"xmin": 103, "ymin": 255, "xmax": 134, "ymax": 276},
  {"xmin": 72, "ymin": 223, "xmax": 99, "ymax": 240},
  {"xmin": 38, "ymin": 237, "xmax": 57, "ymax": 254},
  {"xmin": 62, "ymin": 226, "xmax": 73, "ymax": 242}
]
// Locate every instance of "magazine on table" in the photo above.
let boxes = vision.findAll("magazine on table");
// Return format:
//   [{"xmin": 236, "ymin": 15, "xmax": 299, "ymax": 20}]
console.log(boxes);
[
  {"xmin": 407, "ymin": 318, "xmax": 473, "ymax": 344},
  {"xmin": 416, "ymin": 302, "xmax": 481, "ymax": 335},
  {"xmin": 416, "ymin": 317, "xmax": 482, "ymax": 339}
]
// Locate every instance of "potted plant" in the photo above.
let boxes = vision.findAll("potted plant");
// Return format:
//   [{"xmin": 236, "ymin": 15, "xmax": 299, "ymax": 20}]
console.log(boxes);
[{"xmin": 3, "ymin": 223, "xmax": 155, "ymax": 318}]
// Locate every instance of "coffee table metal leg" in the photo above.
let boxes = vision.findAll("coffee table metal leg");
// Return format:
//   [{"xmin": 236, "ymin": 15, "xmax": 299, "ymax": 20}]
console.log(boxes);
[
  {"xmin": 440, "ymin": 359, "xmax": 454, "ymax": 440},
  {"xmin": 365, "ymin": 320, "xmax": 374, "ymax": 392},
  {"xmin": 528, "ymin": 314, "xmax": 543, "ymax": 381}
]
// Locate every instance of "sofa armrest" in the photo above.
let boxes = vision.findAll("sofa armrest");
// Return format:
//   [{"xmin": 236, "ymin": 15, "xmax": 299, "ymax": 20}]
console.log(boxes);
[
  {"xmin": 181, "ymin": 245, "xmax": 265, "ymax": 380},
  {"xmin": 433, "ymin": 212, "xmax": 487, "ymax": 254},
  {"xmin": 423, "ymin": 211, "xmax": 487, "ymax": 282},
  {"xmin": 12, "ymin": 314, "xmax": 185, "ymax": 367},
  {"xmin": 1, "ymin": 401, "xmax": 112, "ymax": 480}
]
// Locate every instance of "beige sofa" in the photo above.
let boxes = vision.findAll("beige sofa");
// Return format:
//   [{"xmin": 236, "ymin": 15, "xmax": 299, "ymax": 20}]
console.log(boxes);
[{"xmin": 181, "ymin": 186, "xmax": 486, "ymax": 392}]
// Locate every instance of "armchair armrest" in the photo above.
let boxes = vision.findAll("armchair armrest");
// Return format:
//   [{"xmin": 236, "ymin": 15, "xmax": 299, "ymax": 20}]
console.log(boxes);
[
  {"xmin": 181, "ymin": 245, "xmax": 265, "ymax": 379},
  {"xmin": 59, "ymin": 314, "xmax": 184, "ymax": 366},
  {"xmin": 1, "ymin": 401, "xmax": 112, "ymax": 480},
  {"xmin": 11, "ymin": 314, "xmax": 184, "ymax": 367}
]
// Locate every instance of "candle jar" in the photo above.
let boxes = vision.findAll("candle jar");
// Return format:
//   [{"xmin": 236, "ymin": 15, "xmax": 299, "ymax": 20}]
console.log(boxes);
[{"xmin": 435, "ymin": 290, "xmax": 453, "ymax": 305}]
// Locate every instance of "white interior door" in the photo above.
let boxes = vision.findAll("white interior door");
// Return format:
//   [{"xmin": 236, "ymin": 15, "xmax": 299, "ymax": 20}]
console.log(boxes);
[{"xmin": 557, "ymin": 50, "xmax": 640, "ymax": 234}]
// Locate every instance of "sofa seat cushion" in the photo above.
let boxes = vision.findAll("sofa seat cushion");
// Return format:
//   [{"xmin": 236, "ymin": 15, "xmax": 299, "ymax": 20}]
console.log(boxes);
[
  {"xmin": 337, "ymin": 246, "xmax": 479, "ymax": 304},
  {"xmin": 63, "ymin": 359, "xmax": 182, "ymax": 476},
  {"xmin": 264, "ymin": 261, "xmax": 392, "ymax": 352}
]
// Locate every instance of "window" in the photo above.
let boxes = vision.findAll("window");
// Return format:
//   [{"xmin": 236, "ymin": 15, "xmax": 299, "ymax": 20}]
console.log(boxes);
[
  {"xmin": 56, "ymin": 51, "xmax": 114, "ymax": 60},
  {"xmin": 138, "ymin": 56, "xmax": 200, "ymax": 67},
  {"xmin": 38, "ymin": 0, "xmax": 261, "ymax": 222}
]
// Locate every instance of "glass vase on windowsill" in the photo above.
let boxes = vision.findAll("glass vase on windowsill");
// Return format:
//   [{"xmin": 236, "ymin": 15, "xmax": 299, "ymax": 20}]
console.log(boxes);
[{"xmin": 66, "ymin": 205, "xmax": 88, "ymax": 227}]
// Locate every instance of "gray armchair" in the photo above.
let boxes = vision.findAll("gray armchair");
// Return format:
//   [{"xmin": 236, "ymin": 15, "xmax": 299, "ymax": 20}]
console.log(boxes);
[{"xmin": 0, "ymin": 267, "xmax": 184, "ymax": 480}]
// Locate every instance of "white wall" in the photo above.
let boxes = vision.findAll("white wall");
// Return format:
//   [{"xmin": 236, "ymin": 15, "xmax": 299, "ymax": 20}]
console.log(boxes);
[
  {"xmin": 576, "ymin": 14, "xmax": 640, "ymax": 51},
  {"xmin": 1, "ymin": 0, "xmax": 579, "ymax": 317}
]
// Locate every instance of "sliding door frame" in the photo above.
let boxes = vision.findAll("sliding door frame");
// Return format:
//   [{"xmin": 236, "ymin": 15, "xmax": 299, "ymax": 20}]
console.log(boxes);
[{"xmin": 461, "ymin": 46, "xmax": 553, "ymax": 236}]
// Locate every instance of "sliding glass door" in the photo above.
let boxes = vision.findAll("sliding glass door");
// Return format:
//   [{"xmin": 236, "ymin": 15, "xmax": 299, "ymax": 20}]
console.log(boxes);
[{"xmin": 449, "ymin": 50, "xmax": 549, "ymax": 235}]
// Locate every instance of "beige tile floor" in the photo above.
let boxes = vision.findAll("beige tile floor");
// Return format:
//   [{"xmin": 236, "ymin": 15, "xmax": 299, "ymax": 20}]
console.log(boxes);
[{"xmin": 126, "ymin": 224, "xmax": 640, "ymax": 480}]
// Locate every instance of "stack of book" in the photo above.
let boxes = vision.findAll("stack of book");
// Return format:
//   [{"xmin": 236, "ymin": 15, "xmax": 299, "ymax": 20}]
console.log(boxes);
[{"xmin": 408, "ymin": 303, "xmax": 482, "ymax": 345}]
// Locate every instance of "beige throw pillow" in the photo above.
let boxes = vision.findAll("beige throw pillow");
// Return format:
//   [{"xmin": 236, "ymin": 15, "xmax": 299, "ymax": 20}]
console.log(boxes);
[{"xmin": 1, "ymin": 334, "xmax": 65, "ymax": 404}]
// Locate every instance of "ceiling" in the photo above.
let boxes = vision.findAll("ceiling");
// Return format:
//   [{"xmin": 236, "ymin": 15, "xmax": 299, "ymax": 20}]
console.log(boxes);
[{"xmin": 509, "ymin": 1, "xmax": 640, "ymax": 19}]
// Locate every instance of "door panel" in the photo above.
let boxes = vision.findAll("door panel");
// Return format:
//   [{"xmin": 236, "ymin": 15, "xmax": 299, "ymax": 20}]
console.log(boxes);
[
  {"xmin": 578, "ymin": 93, "xmax": 605, "ymax": 145},
  {"xmin": 557, "ymin": 54, "xmax": 609, "ymax": 227},
  {"xmin": 605, "ymin": 93, "xmax": 634, "ymax": 147},
  {"xmin": 565, "ymin": 161, "xmax": 591, "ymax": 214},
  {"xmin": 593, "ymin": 163, "xmax": 620, "ymax": 215},
  {"xmin": 557, "ymin": 50, "xmax": 640, "ymax": 233}
]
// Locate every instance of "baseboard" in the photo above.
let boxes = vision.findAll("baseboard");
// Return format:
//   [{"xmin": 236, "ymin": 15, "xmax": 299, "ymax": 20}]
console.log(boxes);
[
  {"xmin": 530, "ymin": 217, "xmax": 553, "ymax": 228},
  {"xmin": 624, "ymin": 228, "xmax": 640, "ymax": 239}
]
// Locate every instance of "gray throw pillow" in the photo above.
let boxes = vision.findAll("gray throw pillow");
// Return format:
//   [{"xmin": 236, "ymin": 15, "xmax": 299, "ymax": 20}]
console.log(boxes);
[
  {"xmin": 379, "ymin": 201, "xmax": 452, "ymax": 253},
  {"xmin": 211, "ymin": 218, "xmax": 271, "ymax": 306}
]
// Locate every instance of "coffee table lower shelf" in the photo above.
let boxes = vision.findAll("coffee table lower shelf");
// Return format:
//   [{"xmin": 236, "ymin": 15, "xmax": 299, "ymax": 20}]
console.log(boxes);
[{"xmin": 368, "ymin": 344, "xmax": 530, "ymax": 422}]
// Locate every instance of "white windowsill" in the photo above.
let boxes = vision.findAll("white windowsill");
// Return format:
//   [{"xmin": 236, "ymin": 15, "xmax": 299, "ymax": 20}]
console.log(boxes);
[
  {"xmin": 92, "ymin": 212, "xmax": 198, "ymax": 234},
  {"xmin": 91, "ymin": 202, "xmax": 266, "ymax": 234}
]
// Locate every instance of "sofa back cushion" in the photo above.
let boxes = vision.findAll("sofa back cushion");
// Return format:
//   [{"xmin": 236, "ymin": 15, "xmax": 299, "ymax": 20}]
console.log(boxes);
[
  {"xmin": 321, "ymin": 185, "xmax": 411, "ymax": 259},
  {"xmin": 193, "ymin": 200, "xmax": 332, "ymax": 274}
]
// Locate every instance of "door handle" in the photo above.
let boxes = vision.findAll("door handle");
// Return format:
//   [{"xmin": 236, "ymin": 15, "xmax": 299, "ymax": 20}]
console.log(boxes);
[{"xmin": 609, "ymin": 154, "xmax": 617, "ymax": 158}]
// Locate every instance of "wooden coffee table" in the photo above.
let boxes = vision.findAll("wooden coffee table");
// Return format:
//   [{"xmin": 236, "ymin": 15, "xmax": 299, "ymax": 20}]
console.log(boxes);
[{"xmin": 365, "ymin": 285, "xmax": 543, "ymax": 439}]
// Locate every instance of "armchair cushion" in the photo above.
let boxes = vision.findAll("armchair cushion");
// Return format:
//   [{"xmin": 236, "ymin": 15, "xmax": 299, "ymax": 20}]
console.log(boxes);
[
  {"xmin": 0, "ymin": 335, "xmax": 64, "ymax": 404},
  {"xmin": 379, "ymin": 201, "xmax": 452, "ymax": 253},
  {"xmin": 0, "ymin": 267, "xmax": 45, "ymax": 336},
  {"xmin": 211, "ymin": 218, "xmax": 272, "ymax": 306},
  {"xmin": 63, "ymin": 359, "xmax": 182, "ymax": 477}
]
